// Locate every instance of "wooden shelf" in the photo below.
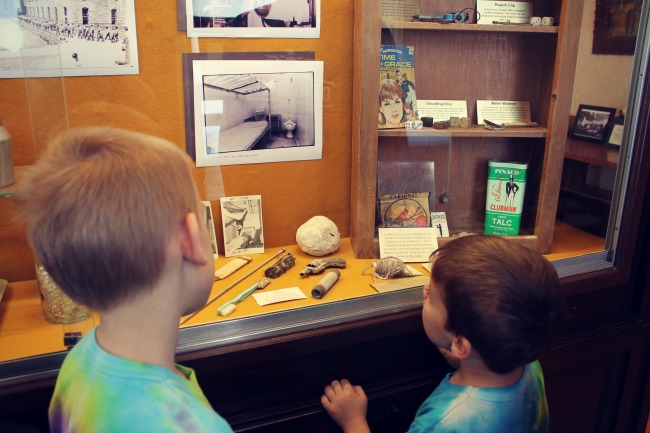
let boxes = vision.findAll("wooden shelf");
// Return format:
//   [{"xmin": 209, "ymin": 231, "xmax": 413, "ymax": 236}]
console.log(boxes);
[
  {"xmin": 379, "ymin": 125, "xmax": 547, "ymax": 138},
  {"xmin": 351, "ymin": 0, "xmax": 584, "ymax": 257},
  {"xmin": 382, "ymin": 20, "xmax": 560, "ymax": 34},
  {"xmin": 564, "ymin": 138, "xmax": 620, "ymax": 168},
  {"xmin": 0, "ymin": 229, "xmax": 605, "ymax": 366}
]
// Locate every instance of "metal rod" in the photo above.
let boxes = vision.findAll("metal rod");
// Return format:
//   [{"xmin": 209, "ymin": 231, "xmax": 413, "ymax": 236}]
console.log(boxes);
[{"xmin": 179, "ymin": 248, "xmax": 286, "ymax": 326}]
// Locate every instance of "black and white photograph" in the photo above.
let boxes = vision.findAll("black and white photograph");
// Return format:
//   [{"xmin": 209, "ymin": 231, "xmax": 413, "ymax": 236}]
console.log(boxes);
[
  {"xmin": 570, "ymin": 104, "xmax": 617, "ymax": 143},
  {"xmin": 0, "ymin": 0, "xmax": 138, "ymax": 78},
  {"xmin": 185, "ymin": 0, "xmax": 319, "ymax": 38},
  {"xmin": 220, "ymin": 195, "xmax": 264, "ymax": 257},
  {"xmin": 202, "ymin": 201, "xmax": 219, "ymax": 259},
  {"xmin": 192, "ymin": 59, "xmax": 323, "ymax": 167}
]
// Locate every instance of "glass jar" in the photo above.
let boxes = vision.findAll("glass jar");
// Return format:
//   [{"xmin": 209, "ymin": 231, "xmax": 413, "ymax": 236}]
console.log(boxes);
[{"xmin": 36, "ymin": 264, "xmax": 91, "ymax": 324}]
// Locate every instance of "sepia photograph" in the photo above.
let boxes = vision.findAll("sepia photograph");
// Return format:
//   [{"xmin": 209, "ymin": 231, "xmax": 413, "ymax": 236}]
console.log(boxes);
[
  {"xmin": 0, "ymin": 0, "xmax": 139, "ymax": 78},
  {"xmin": 185, "ymin": 0, "xmax": 319, "ymax": 38},
  {"xmin": 220, "ymin": 195, "xmax": 264, "ymax": 257},
  {"xmin": 191, "ymin": 58, "xmax": 323, "ymax": 167}
]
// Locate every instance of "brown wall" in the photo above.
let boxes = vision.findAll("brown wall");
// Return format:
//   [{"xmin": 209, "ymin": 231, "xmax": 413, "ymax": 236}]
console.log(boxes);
[{"xmin": 0, "ymin": 1, "xmax": 354, "ymax": 282}]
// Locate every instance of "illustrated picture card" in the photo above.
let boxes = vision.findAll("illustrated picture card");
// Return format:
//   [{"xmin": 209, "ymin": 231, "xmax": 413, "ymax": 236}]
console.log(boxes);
[
  {"xmin": 202, "ymin": 201, "xmax": 219, "ymax": 259},
  {"xmin": 378, "ymin": 192, "xmax": 431, "ymax": 228},
  {"xmin": 0, "ymin": 1, "xmax": 139, "ymax": 78},
  {"xmin": 220, "ymin": 195, "xmax": 264, "ymax": 257},
  {"xmin": 189, "ymin": 58, "xmax": 323, "ymax": 167},
  {"xmin": 185, "ymin": 0, "xmax": 320, "ymax": 38}
]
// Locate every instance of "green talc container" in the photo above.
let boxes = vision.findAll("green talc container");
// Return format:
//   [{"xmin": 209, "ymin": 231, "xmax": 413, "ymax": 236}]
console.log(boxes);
[{"xmin": 484, "ymin": 160, "xmax": 527, "ymax": 236}]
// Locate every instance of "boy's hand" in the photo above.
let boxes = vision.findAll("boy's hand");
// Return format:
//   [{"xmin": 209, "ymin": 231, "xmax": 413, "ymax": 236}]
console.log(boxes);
[{"xmin": 321, "ymin": 379, "xmax": 370, "ymax": 433}]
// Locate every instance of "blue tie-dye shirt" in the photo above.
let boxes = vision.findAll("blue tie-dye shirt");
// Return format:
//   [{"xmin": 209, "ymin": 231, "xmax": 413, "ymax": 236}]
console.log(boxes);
[
  {"xmin": 407, "ymin": 361, "xmax": 549, "ymax": 433},
  {"xmin": 49, "ymin": 327, "xmax": 233, "ymax": 433}
]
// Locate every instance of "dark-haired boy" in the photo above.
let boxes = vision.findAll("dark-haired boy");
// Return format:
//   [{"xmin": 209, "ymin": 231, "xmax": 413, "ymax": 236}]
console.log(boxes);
[{"xmin": 322, "ymin": 235, "xmax": 563, "ymax": 433}]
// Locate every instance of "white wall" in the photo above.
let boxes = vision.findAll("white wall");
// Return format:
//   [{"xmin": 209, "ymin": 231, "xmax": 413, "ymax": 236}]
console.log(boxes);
[{"xmin": 570, "ymin": 0, "xmax": 636, "ymax": 115}]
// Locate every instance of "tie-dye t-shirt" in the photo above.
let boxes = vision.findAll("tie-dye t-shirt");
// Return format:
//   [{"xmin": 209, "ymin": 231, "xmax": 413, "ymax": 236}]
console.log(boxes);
[
  {"xmin": 407, "ymin": 361, "xmax": 549, "ymax": 433},
  {"xmin": 49, "ymin": 327, "xmax": 233, "ymax": 433}
]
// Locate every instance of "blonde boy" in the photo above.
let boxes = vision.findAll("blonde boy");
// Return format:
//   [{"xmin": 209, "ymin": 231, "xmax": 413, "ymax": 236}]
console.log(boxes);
[{"xmin": 18, "ymin": 127, "xmax": 233, "ymax": 433}]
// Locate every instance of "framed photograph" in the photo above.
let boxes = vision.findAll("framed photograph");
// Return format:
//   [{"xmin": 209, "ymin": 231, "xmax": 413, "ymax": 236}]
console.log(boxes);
[
  {"xmin": 202, "ymin": 201, "xmax": 219, "ymax": 259},
  {"xmin": 604, "ymin": 117, "xmax": 625, "ymax": 149},
  {"xmin": 220, "ymin": 195, "xmax": 264, "ymax": 257},
  {"xmin": 185, "ymin": 0, "xmax": 320, "ymax": 38},
  {"xmin": 593, "ymin": 0, "xmax": 642, "ymax": 55},
  {"xmin": 0, "ymin": 0, "xmax": 139, "ymax": 78},
  {"xmin": 187, "ymin": 56, "xmax": 323, "ymax": 167},
  {"xmin": 570, "ymin": 105, "xmax": 617, "ymax": 144}
]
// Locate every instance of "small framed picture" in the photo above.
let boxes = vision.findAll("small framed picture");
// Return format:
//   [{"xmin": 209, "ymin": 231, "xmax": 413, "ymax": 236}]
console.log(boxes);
[
  {"xmin": 604, "ymin": 117, "xmax": 625, "ymax": 149},
  {"xmin": 570, "ymin": 105, "xmax": 617, "ymax": 144}
]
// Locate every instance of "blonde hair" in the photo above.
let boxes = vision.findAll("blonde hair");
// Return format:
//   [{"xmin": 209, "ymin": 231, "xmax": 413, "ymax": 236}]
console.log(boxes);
[{"xmin": 17, "ymin": 127, "xmax": 201, "ymax": 311}]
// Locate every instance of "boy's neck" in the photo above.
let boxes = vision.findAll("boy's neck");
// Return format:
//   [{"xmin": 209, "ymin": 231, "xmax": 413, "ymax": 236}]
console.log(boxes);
[
  {"xmin": 94, "ymin": 280, "xmax": 187, "ymax": 379},
  {"xmin": 450, "ymin": 356, "xmax": 524, "ymax": 388}
]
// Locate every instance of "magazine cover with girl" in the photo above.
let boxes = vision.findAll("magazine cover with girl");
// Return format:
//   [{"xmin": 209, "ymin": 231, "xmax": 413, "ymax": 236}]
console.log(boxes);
[{"xmin": 379, "ymin": 45, "xmax": 419, "ymax": 129}]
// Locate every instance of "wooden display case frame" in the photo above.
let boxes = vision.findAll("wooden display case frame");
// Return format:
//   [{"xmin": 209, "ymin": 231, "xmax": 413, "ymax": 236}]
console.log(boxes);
[{"xmin": 350, "ymin": 0, "xmax": 585, "ymax": 258}]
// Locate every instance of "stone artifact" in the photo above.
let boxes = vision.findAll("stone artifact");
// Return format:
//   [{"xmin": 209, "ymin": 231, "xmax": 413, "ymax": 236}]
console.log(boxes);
[{"xmin": 296, "ymin": 216, "xmax": 341, "ymax": 256}]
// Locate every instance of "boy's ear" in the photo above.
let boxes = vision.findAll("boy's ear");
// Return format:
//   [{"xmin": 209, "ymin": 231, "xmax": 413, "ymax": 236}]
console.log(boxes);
[
  {"xmin": 180, "ymin": 212, "xmax": 209, "ymax": 266},
  {"xmin": 450, "ymin": 336, "xmax": 472, "ymax": 360}
]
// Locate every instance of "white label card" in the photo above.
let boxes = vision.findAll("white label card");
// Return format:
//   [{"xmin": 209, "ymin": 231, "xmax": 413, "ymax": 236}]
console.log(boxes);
[
  {"xmin": 418, "ymin": 100, "xmax": 468, "ymax": 120},
  {"xmin": 252, "ymin": 287, "xmax": 307, "ymax": 306},
  {"xmin": 476, "ymin": 1, "xmax": 533, "ymax": 25},
  {"xmin": 476, "ymin": 100, "xmax": 531, "ymax": 125},
  {"xmin": 378, "ymin": 227, "xmax": 439, "ymax": 263},
  {"xmin": 381, "ymin": 0, "xmax": 420, "ymax": 20}
]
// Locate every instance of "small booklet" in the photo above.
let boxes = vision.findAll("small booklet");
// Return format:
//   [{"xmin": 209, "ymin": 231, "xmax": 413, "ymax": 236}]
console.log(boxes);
[{"xmin": 379, "ymin": 45, "xmax": 419, "ymax": 129}]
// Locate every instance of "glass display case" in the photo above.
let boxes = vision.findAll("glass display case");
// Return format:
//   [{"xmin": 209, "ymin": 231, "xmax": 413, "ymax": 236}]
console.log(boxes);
[{"xmin": 0, "ymin": 4, "xmax": 649, "ymax": 430}]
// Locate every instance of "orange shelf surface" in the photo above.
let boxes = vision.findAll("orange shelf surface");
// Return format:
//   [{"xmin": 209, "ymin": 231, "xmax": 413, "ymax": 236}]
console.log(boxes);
[{"xmin": 0, "ymin": 230, "xmax": 605, "ymax": 364}]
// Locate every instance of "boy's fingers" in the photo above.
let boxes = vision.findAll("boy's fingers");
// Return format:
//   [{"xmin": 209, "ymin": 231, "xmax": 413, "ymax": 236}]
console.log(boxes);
[
  {"xmin": 354, "ymin": 385, "xmax": 366, "ymax": 398},
  {"xmin": 324, "ymin": 384, "xmax": 335, "ymax": 399},
  {"xmin": 330, "ymin": 379, "xmax": 345, "ymax": 391}
]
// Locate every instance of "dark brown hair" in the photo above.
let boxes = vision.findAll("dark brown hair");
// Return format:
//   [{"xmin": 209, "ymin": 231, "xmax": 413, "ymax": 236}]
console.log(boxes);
[
  {"xmin": 17, "ymin": 127, "xmax": 201, "ymax": 311},
  {"xmin": 431, "ymin": 235, "xmax": 563, "ymax": 374}
]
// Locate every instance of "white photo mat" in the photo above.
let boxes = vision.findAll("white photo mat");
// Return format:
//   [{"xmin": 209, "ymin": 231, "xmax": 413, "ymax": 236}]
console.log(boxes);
[
  {"xmin": 185, "ymin": 0, "xmax": 320, "ymax": 38},
  {"xmin": 192, "ymin": 59, "xmax": 323, "ymax": 167},
  {"xmin": 0, "ymin": 1, "xmax": 139, "ymax": 78}
]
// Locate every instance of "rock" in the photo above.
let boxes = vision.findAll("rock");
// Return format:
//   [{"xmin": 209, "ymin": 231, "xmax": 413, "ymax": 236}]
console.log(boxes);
[{"xmin": 296, "ymin": 216, "xmax": 340, "ymax": 256}]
